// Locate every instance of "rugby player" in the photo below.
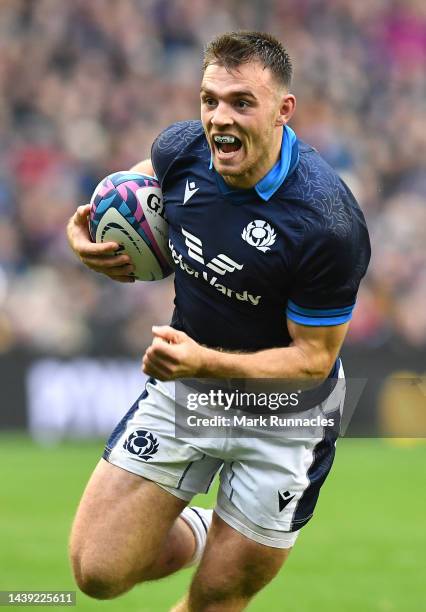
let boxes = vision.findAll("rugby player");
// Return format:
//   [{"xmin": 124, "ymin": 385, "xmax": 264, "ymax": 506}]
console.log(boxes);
[{"xmin": 67, "ymin": 31, "xmax": 370, "ymax": 611}]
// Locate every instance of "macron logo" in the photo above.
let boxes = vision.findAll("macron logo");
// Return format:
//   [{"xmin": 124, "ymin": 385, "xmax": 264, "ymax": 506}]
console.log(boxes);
[
  {"xmin": 278, "ymin": 490, "xmax": 295, "ymax": 512},
  {"xmin": 183, "ymin": 180, "xmax": 199, "ymax": 204}
]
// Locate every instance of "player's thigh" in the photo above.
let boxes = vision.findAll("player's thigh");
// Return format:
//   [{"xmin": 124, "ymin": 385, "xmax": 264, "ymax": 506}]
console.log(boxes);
[
  {"xmin": 70, "ymin": 458, "xmax": 187, "ymax": 575},
  {"xmin": 189, "ymin": 512, "xmax": 290, "ymax": 605}
]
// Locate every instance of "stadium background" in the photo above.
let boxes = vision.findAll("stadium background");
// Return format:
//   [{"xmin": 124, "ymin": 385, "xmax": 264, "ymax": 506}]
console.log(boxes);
[{"xmin": 0, "ymin": 0, "xmax": 424, "ymax": 610}]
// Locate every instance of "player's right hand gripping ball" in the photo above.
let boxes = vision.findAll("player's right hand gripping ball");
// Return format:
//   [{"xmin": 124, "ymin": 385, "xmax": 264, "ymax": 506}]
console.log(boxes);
[{"xmin": 89, "ymin": 172, "xmax": 174, "ymax": 281}]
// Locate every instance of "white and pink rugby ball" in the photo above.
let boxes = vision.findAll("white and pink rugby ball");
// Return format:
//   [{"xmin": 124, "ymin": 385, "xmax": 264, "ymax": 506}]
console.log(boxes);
[{"xmin": 89, "ymin": 172, "xmax": 173, "ymax": 281}]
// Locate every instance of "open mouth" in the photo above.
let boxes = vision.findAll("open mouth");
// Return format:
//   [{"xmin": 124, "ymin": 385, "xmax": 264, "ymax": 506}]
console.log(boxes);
[{"xmin": 213, "ymin": 135, "xmax": 243, "ymax": 155}]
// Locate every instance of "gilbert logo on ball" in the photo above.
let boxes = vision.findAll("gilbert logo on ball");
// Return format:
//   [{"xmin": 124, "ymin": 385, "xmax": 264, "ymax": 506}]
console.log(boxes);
[{"xmin": 89, "ymin": 172, "xmax": 174, "ymax": 281}]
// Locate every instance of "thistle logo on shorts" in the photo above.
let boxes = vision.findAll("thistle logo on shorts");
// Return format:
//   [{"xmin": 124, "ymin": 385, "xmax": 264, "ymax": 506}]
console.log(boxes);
[
  {"xmin": 123, "ymin": 429, "xmax": 159, "ymax": 461},
  {"xmin": 242, "ymin": 220, "xmax": 277, "ymax": 252}
]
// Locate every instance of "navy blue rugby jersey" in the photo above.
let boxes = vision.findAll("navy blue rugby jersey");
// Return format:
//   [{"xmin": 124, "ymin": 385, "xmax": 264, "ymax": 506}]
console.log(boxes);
[{"xmin": 151, "ymin": 120, "xmax": 370, "ymax": 353}]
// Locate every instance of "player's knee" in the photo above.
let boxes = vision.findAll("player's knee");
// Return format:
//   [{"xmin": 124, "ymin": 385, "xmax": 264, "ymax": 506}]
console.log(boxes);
[
  {"xmin": 70, "ymin": 548, "xmax": 138, "ymax": 600},
  {"xmin": 190, "ymin": 539, "xmax": 289, "ymax": 609},
  {"xmin": 190, "ymin": 564, "xmax": 272, "ymax": 608},
  {"xmin": 69, "ymin": 530, "xmax": 158, "ymax": 599},
  {"xmin": 76, "ymin": 573, "xmax": 119, "ymax": 600},
  {"xmin": 73, "ymin": 561, "xmax": 130, "ymax": 600},
  {"xmin": 190, "ymin": 580, "xmax": 254, "ymax": 610}
]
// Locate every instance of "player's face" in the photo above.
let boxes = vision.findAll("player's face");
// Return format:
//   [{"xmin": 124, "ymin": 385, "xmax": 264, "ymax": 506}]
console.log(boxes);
[{"xmin": 201, "ymin": 61, "xmax": 295, "ymax": 189}]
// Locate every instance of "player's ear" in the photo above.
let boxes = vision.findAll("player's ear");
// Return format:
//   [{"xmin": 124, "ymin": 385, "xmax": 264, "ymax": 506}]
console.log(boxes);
[{"xmin": 275, "ymin": 93, "xmax": 296, "ymax": 127}]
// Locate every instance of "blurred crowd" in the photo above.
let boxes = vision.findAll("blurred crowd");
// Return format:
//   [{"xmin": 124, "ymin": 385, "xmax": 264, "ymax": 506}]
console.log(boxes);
[{"xmin": 0, "ymin": 0, "xmax": 425, "ymax": 356}]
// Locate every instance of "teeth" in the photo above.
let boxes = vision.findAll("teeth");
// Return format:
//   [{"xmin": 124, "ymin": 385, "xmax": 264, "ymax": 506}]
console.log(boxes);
[{"xmin": 214, "ymin": 135, "xmax": 236, "ymax": 144}]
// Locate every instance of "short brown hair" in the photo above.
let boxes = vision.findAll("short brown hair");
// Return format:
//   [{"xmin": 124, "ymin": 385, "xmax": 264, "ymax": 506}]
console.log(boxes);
[{"xmin": 203, "ymin": 31, "xmax": 293, "ymax": 89}]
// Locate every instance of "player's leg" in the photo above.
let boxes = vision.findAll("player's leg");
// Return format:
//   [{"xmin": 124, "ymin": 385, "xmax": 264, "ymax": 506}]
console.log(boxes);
[
  {"xmin": 171, "ymin": 512, "xmax": 292, "ymax": 612},
  {"xmin": 70, "ymin": 378, "xmax": 221, "ymax": 599},
  {"xmin": 171, "ymin": 371, "xmax": 345, "ymax": 610},
  {"xmin": 70, "ymin": 459, "xmax": 194, "ymax": 599}
]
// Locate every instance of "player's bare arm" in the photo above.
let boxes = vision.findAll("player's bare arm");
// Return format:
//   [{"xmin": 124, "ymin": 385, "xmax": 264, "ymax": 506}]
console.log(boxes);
[
  {"xmin": 142, "ymin": 320, "xmax": 349, "ymax": 382},
  {"xmin": 129, "ymin": 158, "xmax": 155, "ymax": 176},
  {"xmin": 66, "ymin": 158, "xmax": 154, "ymax": 282}
]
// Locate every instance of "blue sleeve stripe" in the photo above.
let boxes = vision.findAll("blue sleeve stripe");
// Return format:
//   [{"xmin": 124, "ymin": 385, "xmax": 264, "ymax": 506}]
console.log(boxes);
[
  {"xmin": 286, "ymin": 310, "xmax": 353, "ymax": 326},
  {"xmin": 287, "ymin": 300, "xmax": 354, "ymax": 317}
]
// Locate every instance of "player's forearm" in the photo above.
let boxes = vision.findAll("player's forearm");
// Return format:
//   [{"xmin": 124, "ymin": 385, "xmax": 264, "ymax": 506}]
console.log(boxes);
[{"xmin": 199, "ymin": 344, "xmax": 333, "ymax": 382}]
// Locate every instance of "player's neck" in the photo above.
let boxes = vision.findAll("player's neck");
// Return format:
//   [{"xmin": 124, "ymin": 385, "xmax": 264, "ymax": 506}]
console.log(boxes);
[{"xmin": 221, "ymin": 129, "xmax": 283, "ymax": 191}]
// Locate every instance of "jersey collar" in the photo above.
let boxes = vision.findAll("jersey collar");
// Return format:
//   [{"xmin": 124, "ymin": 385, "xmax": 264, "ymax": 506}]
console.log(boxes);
[{"xmin": 209, "ymin": 125, "xmax": 299, "ymax": 201}]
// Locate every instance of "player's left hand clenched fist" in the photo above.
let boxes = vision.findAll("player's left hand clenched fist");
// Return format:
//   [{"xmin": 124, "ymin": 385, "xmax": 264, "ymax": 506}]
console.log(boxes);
[{"xmin": 142, "ymin": 325, "xmax": 208, "ymax": 380}]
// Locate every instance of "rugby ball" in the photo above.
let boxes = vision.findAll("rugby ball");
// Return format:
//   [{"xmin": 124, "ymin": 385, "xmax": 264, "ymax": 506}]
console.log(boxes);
[{"xmin": 89, "ymin": 172, "xmax": 173, "ymax": 281}]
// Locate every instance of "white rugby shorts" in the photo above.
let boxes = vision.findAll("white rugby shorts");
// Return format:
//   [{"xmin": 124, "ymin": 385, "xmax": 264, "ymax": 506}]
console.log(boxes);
[{"xmin": 104, "ymin": 367, "xmax": 345, "ymax": 549}]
